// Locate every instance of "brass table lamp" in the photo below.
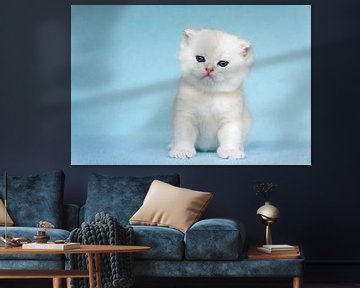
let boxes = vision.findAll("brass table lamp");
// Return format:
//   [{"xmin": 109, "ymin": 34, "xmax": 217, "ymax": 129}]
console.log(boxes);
[{"xmin": 257, "ymin": 201, "xmax": 280, "ymax": 245}]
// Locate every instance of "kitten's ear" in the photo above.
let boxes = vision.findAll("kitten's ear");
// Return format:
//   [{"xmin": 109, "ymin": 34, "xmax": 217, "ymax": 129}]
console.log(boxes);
[
  {"xmin": 184, "ymin": 29, "xmax": 196, "ymax": 39},
  {"xmin": 183, "ymin": 29, "xmax": 197, "ymax": 45},
  {"xmin": 240, "ymin": 40, "xmax": 252, "ymax": 58}
]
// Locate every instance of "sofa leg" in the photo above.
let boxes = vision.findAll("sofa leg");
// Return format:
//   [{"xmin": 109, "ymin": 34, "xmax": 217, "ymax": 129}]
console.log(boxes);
[
  {"xmin": 293, "ymin": 276, "xmax": 302, "ymax": 288},
  {"xmin": 53, "ymin": 278, "xmax": 62, "ymax": 288}
]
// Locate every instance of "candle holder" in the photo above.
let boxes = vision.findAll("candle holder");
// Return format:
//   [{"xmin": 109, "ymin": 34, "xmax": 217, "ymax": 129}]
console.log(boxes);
[{"xmin": 33, "ymin": 230, "xmax": 50, "ymax": 243}]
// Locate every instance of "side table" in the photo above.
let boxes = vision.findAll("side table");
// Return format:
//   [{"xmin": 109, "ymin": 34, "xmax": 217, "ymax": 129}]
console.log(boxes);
[{"xmin": 247, "ymin": 245, "xmax": 304, "ymax": 288}]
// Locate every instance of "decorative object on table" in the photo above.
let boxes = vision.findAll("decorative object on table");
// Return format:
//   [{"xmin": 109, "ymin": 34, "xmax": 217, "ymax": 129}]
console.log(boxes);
[
  {"xmin": 33, "ymin": 220, "xmax": 55, "ymax": 243},
  {"xmin": 69, "ymin": 212, "xmax": 135, "ymax": 288},
  {"xmin": 254, "ymin": 181, "xmax": 280, "ymax": 245},
  {"xmin": 54, "ymin": 239, "xmax": 67, "ymax": 244},
  {"xmin": 37, "ymin": 220, "xmax": 55, "ymax": 232},
  {"xmin": 0, "ymin": 234, "xmax": 31, "ymax": 247},
  {"xmin": 33, "ymin": 230, "xmax": 50, "ymax": 243}
]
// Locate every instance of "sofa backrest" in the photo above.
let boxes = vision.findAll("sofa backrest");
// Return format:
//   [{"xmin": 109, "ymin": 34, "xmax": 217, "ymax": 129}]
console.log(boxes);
[
  {"xmin": 0, "ymin": 170, "xmax": 65, "ymax": 228},
  {"xmin": 81, "ymin": 173, "xmax": 180, "ymax": 226}
]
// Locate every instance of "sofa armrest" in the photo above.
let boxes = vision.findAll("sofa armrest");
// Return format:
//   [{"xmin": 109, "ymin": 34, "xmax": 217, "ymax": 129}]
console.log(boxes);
[
  {"xmin": 63, "ymin": 204, "xmax": 80, "ymax": 231},
  {"xmin": 184, "ymin": 218, "xmax": 245, "ymax": 260}
]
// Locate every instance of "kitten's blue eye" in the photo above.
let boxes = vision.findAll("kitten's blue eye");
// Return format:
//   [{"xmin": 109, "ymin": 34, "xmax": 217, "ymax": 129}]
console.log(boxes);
[
  {"xmin": 217, "ymin": 60, "xmax": 229, "ymax": 67},
  {"xmin": 196, "ymin": 55, "xmax": 206, "ymax": 63}
]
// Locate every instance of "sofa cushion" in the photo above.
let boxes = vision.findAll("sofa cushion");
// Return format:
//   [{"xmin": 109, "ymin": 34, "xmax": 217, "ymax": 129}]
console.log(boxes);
[
  {"xmin": 0, "ymin": 171, "xmax": 65, "ymax": 227},
  {"xmin": 84, "ymin": 173, "xmax": 180, "ymax": 225},
  {"xmin": 184, "ymin": 218, "xmax": 245, "ymax": 260},
  {"xmin": 130, "ymin": 180, "xmax": 213, "ymax": 233},
  {"xmin": 130, "ymin": 225, "xmax": 184, "ymax": 260},
  {"xmin": 0, "ymin": 227, "xmax": 70, "ymax": 261},
  {"xmin": 0, "ymin": 199, "xmax": 14, "ymax": 226}
]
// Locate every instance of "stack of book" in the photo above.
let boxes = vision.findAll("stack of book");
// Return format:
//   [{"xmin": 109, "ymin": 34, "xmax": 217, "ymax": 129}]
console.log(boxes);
[
  {"xmin": 248, "ymin": 244, "xmax": 300, "ymax": 259},
  {"xmin": 257, "ymin": 244, "xmax": 299, "ymax": 254}
]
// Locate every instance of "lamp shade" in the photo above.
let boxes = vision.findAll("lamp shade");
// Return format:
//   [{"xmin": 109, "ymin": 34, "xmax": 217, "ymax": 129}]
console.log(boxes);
[{"xmin": 256, "ymin": 201, "xmax": 280, "ymax": 220}]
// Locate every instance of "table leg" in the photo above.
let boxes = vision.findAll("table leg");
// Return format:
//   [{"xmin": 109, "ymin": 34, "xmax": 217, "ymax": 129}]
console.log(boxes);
[
  {"xmin": 293, "ymin": 276, "xmax": 302, "ymax": 288},
  {"xmin": 95, "ymin": 253, "xmax": 102, "ymax": 288},
  {"xmin": 88, "ymin": 253, "xmax": 95, "ymax": 288},
  {"xmin": 52, "ymin": 278, "xmax": 62, "ymax": 288},
  {"xmin": 66, "ymin": 277, "xmax": 72, "ymax": 288}
]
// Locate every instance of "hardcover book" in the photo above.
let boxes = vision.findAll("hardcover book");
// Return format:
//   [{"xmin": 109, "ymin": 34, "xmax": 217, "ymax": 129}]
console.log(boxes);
[
  {"xmin": 22, "ymin": 242, "xmax": 80, "ymax": 250},
  {"xmin": 257, "ymin": 244, "xmax": 298, "ymax": 254}
]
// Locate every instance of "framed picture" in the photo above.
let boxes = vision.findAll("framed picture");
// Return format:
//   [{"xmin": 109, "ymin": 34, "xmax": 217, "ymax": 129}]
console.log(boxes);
[{"xmin": 71, "ymin": 5, "xmax": 311, "ymax": 165}]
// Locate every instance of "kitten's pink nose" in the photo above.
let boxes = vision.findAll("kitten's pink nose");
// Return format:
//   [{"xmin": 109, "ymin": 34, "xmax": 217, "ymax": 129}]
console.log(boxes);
[{"xmin": 205, "ymin": 67, "xmax": 214, "ymax": 74}]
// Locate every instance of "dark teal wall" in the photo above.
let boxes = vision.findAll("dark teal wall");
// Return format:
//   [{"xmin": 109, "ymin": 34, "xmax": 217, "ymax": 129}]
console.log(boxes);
[{"xmin": 0, "ymin": 0, "xmax": 359, "ymax": 263}]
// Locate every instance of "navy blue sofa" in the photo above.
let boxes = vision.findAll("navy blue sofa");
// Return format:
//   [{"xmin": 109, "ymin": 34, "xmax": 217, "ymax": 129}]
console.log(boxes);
[{"xmin": 80, "ymin": 173, "xmax": 304, "ymax": 285}]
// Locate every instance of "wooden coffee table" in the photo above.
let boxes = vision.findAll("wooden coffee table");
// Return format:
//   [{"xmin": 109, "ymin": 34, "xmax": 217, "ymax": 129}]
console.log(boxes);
[{"xmin": 0, "ymin": 244, "xmax": 150, "ymax": 288}]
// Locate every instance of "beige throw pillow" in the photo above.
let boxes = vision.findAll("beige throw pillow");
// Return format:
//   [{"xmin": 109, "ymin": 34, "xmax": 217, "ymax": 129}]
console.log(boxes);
[
  {"xmin": 0, "ymin": 199, "xmax": 14, "ymax": 226},
  {"xmin": 130, "ymin": 180, "xmax": 213, "ymax": 233}
]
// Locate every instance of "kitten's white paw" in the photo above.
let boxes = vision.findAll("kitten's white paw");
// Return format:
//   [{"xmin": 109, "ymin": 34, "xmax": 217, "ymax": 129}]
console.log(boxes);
[
  {"xmin": 217, "ymin": 147, "xmax": 245, "ymax": 159},
  {"xmin": 169, "ymin": 147, "xmax": 196, "ymax": 159}
]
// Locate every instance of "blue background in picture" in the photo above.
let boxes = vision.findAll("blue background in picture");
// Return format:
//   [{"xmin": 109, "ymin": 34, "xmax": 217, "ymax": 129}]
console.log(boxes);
[{"xmin": 71, "ymin": 5, "xmax": 311, "ymax": 165}]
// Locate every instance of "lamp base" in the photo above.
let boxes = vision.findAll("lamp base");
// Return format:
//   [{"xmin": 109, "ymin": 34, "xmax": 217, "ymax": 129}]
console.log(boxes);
[{"xmin": 265, "ymin": 223, "xmax": 272, "ymax": 245}]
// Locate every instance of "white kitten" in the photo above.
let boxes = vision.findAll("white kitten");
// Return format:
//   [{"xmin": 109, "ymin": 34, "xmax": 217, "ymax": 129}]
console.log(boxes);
[{"xmin": 169, "ymin": 28, "xmax": 253, "ymax": 159}]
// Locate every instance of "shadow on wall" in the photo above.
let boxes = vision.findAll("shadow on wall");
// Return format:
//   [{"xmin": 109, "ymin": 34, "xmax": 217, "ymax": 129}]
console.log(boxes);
[
  {"xmin": 70, "ymin": 47, "xmax": 310, "ymax": 136},
  {"xmin": 71, "ymin": 78, "xmax": 178, "ymax": 135},
  {"xmin": 70, "ymin": 47, "xmax": 310, "ymax": 104}
]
